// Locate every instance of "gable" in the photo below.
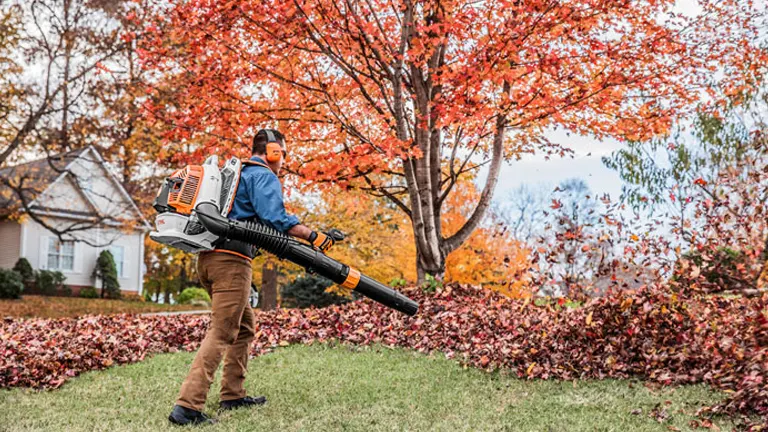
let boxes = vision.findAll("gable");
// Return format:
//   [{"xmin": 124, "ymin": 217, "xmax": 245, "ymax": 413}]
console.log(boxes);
[
  {"xmin": 35, "ymin": 174, "xmax": 98, "ymax": 215},
  {"xmin": 63, "ymin": 150, "xmax": 134, "ymax": 216},
  {"xmin": 2, "ymin": 146, "xmax": 150, "ymax": 229},
  {"xmin": 33, "ymin": 147, "xmax": 149, "ymax": 228},
  {"xmin": 0, "ymin": 148, "xmax": 83, "ymax": 216}
]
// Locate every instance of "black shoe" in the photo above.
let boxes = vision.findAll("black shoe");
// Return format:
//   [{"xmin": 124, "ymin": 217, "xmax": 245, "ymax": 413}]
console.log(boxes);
[
  {"xmin": 219, "ymin": 395, "xmax": 267, "ymax": 411},
  {"xmin": 168, "ymin": 404, "xmax": 217, "ymax": 426}
]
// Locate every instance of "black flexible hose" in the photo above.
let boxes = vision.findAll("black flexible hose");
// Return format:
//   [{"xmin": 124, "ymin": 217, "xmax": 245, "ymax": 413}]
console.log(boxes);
[{"xmin": 195, "ymin": 202, "xmax": 419, "ymax": 316}]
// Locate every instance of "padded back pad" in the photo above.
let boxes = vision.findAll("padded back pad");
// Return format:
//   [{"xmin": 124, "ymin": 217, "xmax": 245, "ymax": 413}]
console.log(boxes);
[{"xmin": 219, "ymin": 157, "xmax": 242, "ymax": 216}]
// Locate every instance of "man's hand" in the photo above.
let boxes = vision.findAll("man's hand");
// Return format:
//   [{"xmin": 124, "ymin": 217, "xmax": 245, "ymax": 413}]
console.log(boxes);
[{"xmin": 309, "ymin": 229, "xmax": 345, "ymax": 253}]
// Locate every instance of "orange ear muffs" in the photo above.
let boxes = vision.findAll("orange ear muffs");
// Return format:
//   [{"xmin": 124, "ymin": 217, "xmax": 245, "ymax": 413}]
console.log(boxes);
[
  {"xmin": 264, "ymin": 129, "xmax": 285, "ymax": 163},
  {"xmin": 266, "ymin": 142, "xmax": 283, "ymax": 163}
]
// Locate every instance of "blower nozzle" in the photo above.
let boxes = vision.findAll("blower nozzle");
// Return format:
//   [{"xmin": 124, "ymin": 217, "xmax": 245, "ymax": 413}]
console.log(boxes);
[{"xmin": 195, "ymin": 202, "xmax": 419, "ymax": 316}]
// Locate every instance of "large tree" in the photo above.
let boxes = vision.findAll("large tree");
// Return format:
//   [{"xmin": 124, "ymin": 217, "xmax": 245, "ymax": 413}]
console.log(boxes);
[
  {"xmin": 140, "ymin": 0, "xmax": 766, "ymax": 282},
  {"xmin": 0, "ymin": 0, "xmax": 127, "ymax": 167}
]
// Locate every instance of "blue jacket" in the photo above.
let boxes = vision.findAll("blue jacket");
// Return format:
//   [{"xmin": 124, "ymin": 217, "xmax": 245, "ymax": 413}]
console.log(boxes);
[{"xmin": 227, "ymin": 156, "xmax": 300, "ymax": 233}]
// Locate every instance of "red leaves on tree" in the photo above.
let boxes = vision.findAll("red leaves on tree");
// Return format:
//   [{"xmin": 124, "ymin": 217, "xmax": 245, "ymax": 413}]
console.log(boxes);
[{"xmin": 137, "ymin": 0, "xmax": 767, "ymax": 279}]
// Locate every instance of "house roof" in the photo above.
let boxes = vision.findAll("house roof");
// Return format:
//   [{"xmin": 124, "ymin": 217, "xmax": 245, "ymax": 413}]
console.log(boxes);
[
  {"xmin": 0, "ymin": 148, "xmax": 88, "ymax": 215},
  {"xmin": 0, "ymin": 146, "xmax": 150, "ymax": 230}
]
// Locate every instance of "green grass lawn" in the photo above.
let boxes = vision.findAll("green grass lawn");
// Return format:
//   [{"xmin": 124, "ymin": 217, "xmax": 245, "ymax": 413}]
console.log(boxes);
[{"xmin": 0, "ymin": 343, "xmax": 735, "ymax": 431}]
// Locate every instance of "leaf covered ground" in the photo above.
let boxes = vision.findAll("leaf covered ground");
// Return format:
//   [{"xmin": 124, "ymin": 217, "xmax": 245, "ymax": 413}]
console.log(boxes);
[
  {"xmin": 1, "ymin": 285, "xmax": 766, "ymax": 429},
  {"xmin": 0, "ymin": 344, "xmax": 737, "ymax": 431},
  {"xmin": 0, "ymin": 295, "xmax": 207, "ymax": 319}
]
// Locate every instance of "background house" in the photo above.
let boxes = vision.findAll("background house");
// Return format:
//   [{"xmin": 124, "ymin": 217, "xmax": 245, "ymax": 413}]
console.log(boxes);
[{"xmin": 0, "ymin": 146, "xmax": 150, "ymax": 296}]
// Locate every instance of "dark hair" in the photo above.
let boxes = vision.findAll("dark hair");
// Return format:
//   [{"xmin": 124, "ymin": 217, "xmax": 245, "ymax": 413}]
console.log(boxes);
[{"xmin": 252, "ymin": 129, "xmax": 285, "ymax": 155}]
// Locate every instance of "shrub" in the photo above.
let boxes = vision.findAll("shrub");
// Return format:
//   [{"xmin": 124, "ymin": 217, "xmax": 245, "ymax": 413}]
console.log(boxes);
[
  {"xmin": 12, "ymin": 258, "xmax": 34, "ymax": 282},
  {"xmin": 79, "ymin": 286, "xmax": 98, "ymax": 299},
  {"xmin": 389, "ymin": 277, "xmax": 408, "ymax": 288},
  {"xmin": 35, "ymin": 270, "xmax": 66, "ymax": 296},
  {"xmin": 176, "ymin": 287, "xmax": 211, "ymax": 306},
  {"xmin": 281, "ymin": 274, "xmax": 352, "ymax": 309},
  {"xmin": 421, "ymin": 274, "xmax": 443, "ymax": 293},
  {"xmin": 61, "ymin": 285, "xmax": 73, "ymax": 297},
  {"xmin": 0, "ymin": 268, "xmax": 24, "ymax": 299},
  {"xmin": 92, "ymin": 250, "xmax": 120, "ymax": 299}
]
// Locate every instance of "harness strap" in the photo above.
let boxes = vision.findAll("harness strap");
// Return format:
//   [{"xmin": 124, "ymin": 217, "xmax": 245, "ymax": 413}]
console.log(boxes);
[
  {"xmin": 241, "ymin": 159, "xmax": 273, "ymax": 172},
  {"xmin": 212, "ymin": 159, "xmax": 274, "ymax": 260}
]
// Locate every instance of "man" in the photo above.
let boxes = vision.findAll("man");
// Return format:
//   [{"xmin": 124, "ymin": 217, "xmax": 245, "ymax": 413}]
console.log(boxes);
[{"xmin": 169, "ymin": 129, "xmax": 337, "ymax": 426}]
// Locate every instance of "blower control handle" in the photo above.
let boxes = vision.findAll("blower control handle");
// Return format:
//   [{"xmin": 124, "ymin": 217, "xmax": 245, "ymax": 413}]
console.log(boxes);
[{"xmin": 326, "ymin": 228, "xmax": 346, "ymax": 242}]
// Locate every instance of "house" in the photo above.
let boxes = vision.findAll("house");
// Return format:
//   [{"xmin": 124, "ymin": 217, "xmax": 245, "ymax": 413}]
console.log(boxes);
[{"xmin": 0, "ymin": 146, "xmax": 150, "ymax": 296}]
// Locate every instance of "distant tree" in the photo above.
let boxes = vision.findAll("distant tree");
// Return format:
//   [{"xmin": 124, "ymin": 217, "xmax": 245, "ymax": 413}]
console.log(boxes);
[
  {"xmin": 93, "ymin": 250, "xmax": 120, "ymax": 299},
  {"xmin": 605, "ymin": 84, "xmax": 768, "ymax": 294},
  {"xmin": 494, "ymin": 184, "xmax": 550, "ymax": 242},
  {"xmin": 143, "ymin": 239, "xmax": 196, "ymax": 303},
  {"xmin": 526, "ymin": 178, "xmax": 618, "ymax": 298},
  {"xmin": 0, "ymin": 0, "xmax": 131, "ymax": 167},
  {"xmin": 0, "ymin": 7, "xmax": 22, "ymax": 149},
  {"xmin": 441, "ymin": 179, "xmax": 531, "ymax": 297},
  {"xmin": 0, "ymin": 0, "xmax": 153, "ymax": 242}
]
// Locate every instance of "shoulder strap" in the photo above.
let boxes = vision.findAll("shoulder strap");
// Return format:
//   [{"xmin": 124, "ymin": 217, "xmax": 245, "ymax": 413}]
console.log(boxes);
[{"xmin": 241, "ymin": 159, "xmax": 273, "ymax": 171}]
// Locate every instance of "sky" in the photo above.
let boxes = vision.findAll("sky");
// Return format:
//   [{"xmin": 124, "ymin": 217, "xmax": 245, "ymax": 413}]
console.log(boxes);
[{"xmin": 490, "ymin": 130, "xmax": 624, "ymax": 204}]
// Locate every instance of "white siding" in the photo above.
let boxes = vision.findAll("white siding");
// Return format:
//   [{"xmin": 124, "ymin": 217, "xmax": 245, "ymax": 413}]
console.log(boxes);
[
  {"xmin": 21, "ymin": 219, "xmax": 144, "ymax": 293},
  {"xmin": 36, "ymin": 176, "xmax": 92, "ymax": 213},
  {"xmin": 66, "ymin": 151, "xmax": 135, "ymax": 218},
  {"xmin": 0, "ymin": 220, "xmax": 21, "ymax": 269}
]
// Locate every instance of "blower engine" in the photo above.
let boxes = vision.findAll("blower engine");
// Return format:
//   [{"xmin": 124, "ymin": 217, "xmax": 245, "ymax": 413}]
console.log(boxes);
[{"xmin": 150, "ymin": 156, "xmax": 419, "ymax": 316}]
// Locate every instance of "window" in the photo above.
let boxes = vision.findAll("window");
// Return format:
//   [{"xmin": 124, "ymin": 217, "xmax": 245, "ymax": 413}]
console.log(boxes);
[
  {"xmin": 110, "ymin": 245, "xmax": 125, "ymax": 278},
  {"xmin": 47, "ymin": 238, "xmax": 74, "ymax": 271}
]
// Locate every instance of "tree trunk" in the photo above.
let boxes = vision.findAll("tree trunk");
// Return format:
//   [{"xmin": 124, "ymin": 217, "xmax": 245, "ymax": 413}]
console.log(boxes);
[
  {"xmin": 416, "ymin": 244, "xmax": 446, "ymax": 286},
  {"xmin": 407, "ymin": 103, "xmax": 508, "ymax": 285},
  {"xmin": 260, "ymin": 259, "xmax": 278, "ymax": 310}
]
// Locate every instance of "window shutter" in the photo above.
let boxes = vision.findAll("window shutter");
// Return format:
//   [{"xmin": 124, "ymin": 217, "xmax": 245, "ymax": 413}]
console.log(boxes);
[
  {"xmin": 122, "ymin": 245, "xmax": 131, "ymax": 281},
  {"xmin": 73, "ymin": 242, "xmax": 83, "ymax": 274},
  {"xmin": 38, "ymin": 237, "xmax": 49, "ymax": 270}
]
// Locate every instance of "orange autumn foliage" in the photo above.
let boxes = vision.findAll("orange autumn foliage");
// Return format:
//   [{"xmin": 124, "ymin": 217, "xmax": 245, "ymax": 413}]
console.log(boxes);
[
  {"xmin": 442, "ymin": 181, "xmax": 531, "ymax": 298},
  {"xmin": 292, "ymin": 190, "xmax": 417, "ymax": 288}
]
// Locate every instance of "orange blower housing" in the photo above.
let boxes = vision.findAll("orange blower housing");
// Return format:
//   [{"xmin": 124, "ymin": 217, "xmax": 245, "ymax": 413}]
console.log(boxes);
[{"xmin": 166, "ymin": 165, "xmax": 204, "ymax": 215}]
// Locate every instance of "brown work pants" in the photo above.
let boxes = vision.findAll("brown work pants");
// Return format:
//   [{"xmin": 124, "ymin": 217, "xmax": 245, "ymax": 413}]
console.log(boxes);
[{"xmin": 176, "ymin": 252, "xmax": 255, "ymax": 412}]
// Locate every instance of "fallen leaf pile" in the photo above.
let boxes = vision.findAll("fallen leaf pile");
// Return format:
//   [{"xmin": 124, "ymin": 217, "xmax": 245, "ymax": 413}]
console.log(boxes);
[{"xmin": 1, "ymin": 285, "xmax": 766, "ymax": 429}]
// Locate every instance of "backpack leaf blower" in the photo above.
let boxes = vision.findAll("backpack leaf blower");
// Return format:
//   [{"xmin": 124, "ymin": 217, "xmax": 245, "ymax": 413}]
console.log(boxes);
[{"xmin": 149, "ymin": 155, "xmax": 419, "ymax": 316}]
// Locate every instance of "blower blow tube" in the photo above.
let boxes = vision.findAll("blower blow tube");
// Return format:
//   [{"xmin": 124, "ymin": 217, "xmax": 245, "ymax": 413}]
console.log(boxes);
[{"xmin": 195, "ymin": 202, "xmax": 419, "ymax": 316}]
